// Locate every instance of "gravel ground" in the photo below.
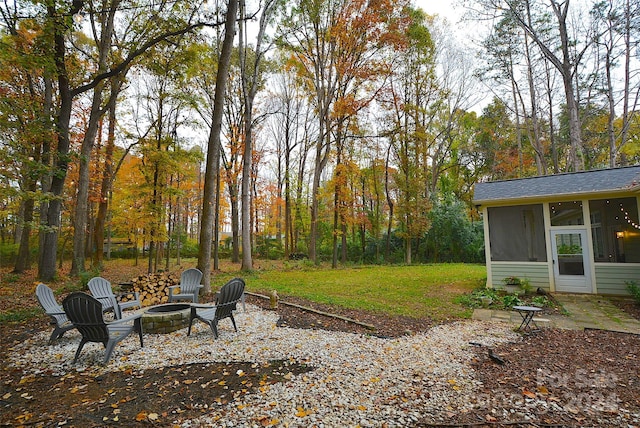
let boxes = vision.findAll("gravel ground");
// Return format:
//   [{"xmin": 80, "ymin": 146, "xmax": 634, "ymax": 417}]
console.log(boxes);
[
  {"xmin": 8, "ymin": 303, "xmax": 519, "ymax": 427},
  {"xmin": 6, "ymin": 299, "xmax": 640, "ymax": 427}
]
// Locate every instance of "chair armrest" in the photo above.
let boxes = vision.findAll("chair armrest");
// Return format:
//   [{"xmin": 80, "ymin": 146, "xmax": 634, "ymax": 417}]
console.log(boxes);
[
  {"xmin": 190, "ymin": 303, "xmax": 214, "ymax": 309},
  {"xmin": 109, "ymin": 312, "xmax": 142, "ymax": 325},
  {"xmin": 45, "ymin": 305, "xmax": 65, "ymax": 316},
  {"xmin": 47, "ymin": 310, "xmax": 66, "ymax": 317}
]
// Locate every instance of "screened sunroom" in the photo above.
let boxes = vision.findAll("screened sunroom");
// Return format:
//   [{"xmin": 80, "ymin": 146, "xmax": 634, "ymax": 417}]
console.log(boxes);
[{"xmin": 473, "ymin": 166, "xmax": 640, "ymax": 295}]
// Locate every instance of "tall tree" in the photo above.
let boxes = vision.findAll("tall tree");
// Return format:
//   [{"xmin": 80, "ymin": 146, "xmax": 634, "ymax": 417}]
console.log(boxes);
[
  {"xmin": 70, "ymin": 0, "xmax": 120, "ymax": 275},
  {"xmin": 0, "ymin": 11, "xmax": 54, "ymax": 273},
  {"xmin": 198, "ymin": 0, "xmax": 238, "ymax": 293},
  {"xmin": 379, "ymin": 7, "xmax": 436, "ymax": 263},
  {"xmin": 238, "ymin": 0, "xmax": 279, "ymax": 271}
]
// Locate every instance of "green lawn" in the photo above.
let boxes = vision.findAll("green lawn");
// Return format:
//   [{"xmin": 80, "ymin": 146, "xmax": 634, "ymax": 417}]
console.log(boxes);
[{"xmin": 217, "ymin": 263, "xmax": 486, "ymax": 321}]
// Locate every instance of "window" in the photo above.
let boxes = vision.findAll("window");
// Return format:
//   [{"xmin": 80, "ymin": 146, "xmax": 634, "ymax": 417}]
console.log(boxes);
[
  {"xmin": 550, "ymin": 201, "xmax": 584, "ymax": 226},
  {"xmin": 488, "ymin": 205, "xmax": 547, "ymax": 262},
  {"xmin": 589, "ymin": 197, "xmax": 640, "ymax": 263}
]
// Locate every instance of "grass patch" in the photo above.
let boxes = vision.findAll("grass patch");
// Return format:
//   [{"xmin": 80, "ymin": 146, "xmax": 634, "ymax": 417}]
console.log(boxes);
[
  {"xmin": 0, "ymin": 307, "xmax": 41, "ymax": 323},
  {"xmin": 218, "ymin": 263, "xmax": 486, "ymax": 321}
]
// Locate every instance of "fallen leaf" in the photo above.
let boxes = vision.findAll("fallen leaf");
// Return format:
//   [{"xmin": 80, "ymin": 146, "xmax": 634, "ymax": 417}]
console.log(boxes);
[
  {"xmin": 523, "ymin": 389, "xmax": 536, "ymax": 399},
  {"xmin": 135, "ymin": 411, "xmax": 148, "ymax": 421},
  {"xmin": 537, "ymin": 385, "xmax": 549, "ymax": 395}
]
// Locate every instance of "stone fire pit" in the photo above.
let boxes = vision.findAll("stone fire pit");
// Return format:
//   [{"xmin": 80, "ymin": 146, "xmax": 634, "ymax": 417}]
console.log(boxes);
[{"xmin": 142, "ymin": 303, "xmax": 191, "ymax": 334}]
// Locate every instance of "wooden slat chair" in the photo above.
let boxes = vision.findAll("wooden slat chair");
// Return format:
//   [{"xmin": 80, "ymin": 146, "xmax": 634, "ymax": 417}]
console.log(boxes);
[
  {"xmin": 62, "ymin": 292, "xmax": 143, "ymax": 365},
  {"xmin": 88, "ymin": 276, "xmax": 141, "ymax": 319},
  {"xmin": 187, "ymin": 278, "xmax": 245, "ymax": 339},
  {"xmin": 168, "ymin": 268, "xmax": 204, "ymax": 303},
  {"xmin": 35, "ymin": 283, "xmax": 76, "ymax": 344}
]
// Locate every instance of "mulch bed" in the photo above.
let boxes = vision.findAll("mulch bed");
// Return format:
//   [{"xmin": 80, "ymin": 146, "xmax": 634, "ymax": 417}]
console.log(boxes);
[{"xmin": 1, "ymin": 292, "xmax": 639, "ymax": 427}]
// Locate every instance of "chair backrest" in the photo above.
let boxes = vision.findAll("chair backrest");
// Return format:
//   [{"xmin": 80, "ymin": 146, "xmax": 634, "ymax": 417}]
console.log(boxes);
[
  {"xmin": 215, "ymin": 278, "xmax": 245, "ymax": 320},
  {"xmin": 62, "ymin": 292, "xmax": 109, "ymax": 343},
  {"xmin": 180, "ymin": 268, "xmax": 203, "ymax": 293},
  {"xmin": 88, "ymin": 277, "xmax": 114, "ymax": 300},
  {"xmin": 35, "ymin": 283, "xmax": 68, "ymax": 325},
  {"xmin": 88, "ymin": 277, "xmax": 120, "ymax": 316}
]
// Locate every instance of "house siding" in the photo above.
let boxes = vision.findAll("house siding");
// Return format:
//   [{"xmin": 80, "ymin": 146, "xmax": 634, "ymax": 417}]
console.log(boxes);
[
  {"xmin": 489, "ymin": 262, "xmax": 551, "ymax": 292},
  {"xmin": 594, "ymin": 264, "xmax": 640, "ymax": 295}
]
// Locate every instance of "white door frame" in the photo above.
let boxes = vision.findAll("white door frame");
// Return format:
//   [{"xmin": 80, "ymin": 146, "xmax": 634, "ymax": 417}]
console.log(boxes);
[{"xmin": 550, "ymin": 228, "xmax": 593, "ymax": 293}]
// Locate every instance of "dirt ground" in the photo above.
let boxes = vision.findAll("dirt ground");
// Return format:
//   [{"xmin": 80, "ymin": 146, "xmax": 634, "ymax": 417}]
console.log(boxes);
[{"xmin": 1, "ymin": 266, "xmax": 640, "ymax": 427}]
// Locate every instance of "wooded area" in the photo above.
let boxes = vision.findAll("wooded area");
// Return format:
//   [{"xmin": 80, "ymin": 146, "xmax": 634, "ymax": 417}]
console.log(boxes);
[{"xmin": 1, "ymin": 0, "xmax": 638, "ymax": 286}]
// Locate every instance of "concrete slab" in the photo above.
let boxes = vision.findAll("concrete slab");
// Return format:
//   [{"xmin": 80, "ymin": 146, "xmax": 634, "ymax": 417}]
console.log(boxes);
[{"xmin": 472, "ymin": 294, "xmax": 640, "ymax": 334}]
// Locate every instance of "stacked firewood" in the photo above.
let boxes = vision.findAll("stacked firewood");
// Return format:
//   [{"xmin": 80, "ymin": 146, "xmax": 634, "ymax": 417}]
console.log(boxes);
[{"xmin": 130, "ymin": 272, "xmax": 180, "ymax": 307}]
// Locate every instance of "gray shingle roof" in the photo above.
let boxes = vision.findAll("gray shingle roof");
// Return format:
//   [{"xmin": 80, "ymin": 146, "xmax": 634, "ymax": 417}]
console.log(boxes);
[{"xmin": 473, "ymin": 165, "xmax": 640, "ymax": 204}]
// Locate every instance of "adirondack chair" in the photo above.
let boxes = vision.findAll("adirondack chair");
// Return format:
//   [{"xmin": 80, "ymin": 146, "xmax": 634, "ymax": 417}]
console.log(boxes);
[
  {"xmin": 187, "ymin": 278, "xmax": 245, "ymax": 339},
  {"xmin": 168, "ymin": 268, "xmax": 204, "ymax": 303},
  {"xmin": 88, "ymin": 277, "xmax": 141, "ymax": 319},
  {"xmin": 35, "ymin": 283, "xmax": 76, "ymax": 344},
  {"xmin": 62, "ymin": 292, "xmax": 143, "ymax": 364}
]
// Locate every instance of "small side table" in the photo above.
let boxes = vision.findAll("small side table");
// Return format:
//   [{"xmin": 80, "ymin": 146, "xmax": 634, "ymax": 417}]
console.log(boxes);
[{"xmin": 513, "ymin": 305, "xmax": 542, "ymax": 333}]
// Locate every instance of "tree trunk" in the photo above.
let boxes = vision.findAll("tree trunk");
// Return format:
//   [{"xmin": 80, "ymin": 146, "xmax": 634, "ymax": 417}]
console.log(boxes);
[
  {"xmin": 385, "ymin": 145, "xmax": 394, "ymax": 261},
  {"xmin": 39, "ymin": 3, "xmax": 80, "ymax": 281},
  {"xmin": 197, "ymin": 0, "xmax": 238, "ymax": 293},
  {"xmin": 14, "ymin": 195, "xmax": 34, "ymax": 273},
  {"xmin": 71, "ymin": 2, "xmax": 117, "ymax": 276},
  {"xmin": 71, "ymin": 80, "xmax": 106, "ymax": 276}
]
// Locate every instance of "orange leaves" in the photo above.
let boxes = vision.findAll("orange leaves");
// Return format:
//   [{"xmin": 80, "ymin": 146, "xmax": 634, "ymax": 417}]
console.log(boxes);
[
  {"xmin": 295, "ymin": 406, "xmax": 311, "ymax": 417},
  {"xmin": 134, "ymin": 410, "xmax": 160, "ymax": 422}
]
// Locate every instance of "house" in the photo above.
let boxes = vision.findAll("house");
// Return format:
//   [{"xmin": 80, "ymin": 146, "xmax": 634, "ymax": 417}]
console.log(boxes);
[{"xmin": 473, "ymin": 165, "xmax": 640, "ymax": 295}]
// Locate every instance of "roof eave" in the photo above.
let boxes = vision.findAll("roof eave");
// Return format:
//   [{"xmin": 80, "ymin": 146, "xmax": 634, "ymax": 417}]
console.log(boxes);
[{"xmin": 473, "ymin": 186, "xmax": 640, "ymax": 207}]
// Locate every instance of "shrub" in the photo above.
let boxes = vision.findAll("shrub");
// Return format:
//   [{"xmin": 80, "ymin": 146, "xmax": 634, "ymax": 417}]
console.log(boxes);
[
  {"xmin": 502, "ymin": 294, "xmax": 523, "ymax": 308},
  {"xmin": 626, "ymin": 281, "xmax": 640, "ymax": 304},
  {"xmin": 502, "ymin": 276, "xmax": 521, "ymax": 286},
  {"xmin": 456, "ymin": 287, "xmax": 499, "ymax": 308},
  {"xmin": 531, "ymin": 295, "xmax": 550, "ymax": 307}
]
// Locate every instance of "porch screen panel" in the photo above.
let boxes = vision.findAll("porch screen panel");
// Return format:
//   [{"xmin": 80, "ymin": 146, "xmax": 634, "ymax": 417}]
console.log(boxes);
[
  {"xmin": 488, "ymin": 205, "xmax": 547, "ymax": 262},
  {"xmin": 589, "ymin": 197, "xmax": 640, "ymax": 263}
]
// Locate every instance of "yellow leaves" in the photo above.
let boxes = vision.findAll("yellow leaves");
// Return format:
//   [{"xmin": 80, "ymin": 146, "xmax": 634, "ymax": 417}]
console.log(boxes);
[
  {"xmin": 69, "ymin": 384, "xmax": 88, "ymax": 394},
  {"xmin": 361, "ymin": 376, "xmax": 380, "ymax": 386},
  {"xmin": 18, "ymin": 374, "xmax": 36, "ymax": 385},
  {"xmin": 135, "ymin": 410, "xmax": 159, "ymax": 422},
  {"xmin": 295, "ymin": 406, "xmax": 310, "ymax": 418},
  {"xmin": 448, "ymin": 379, "xmax": 460, "ymax": 390},
  {"xmin": 522, "ymin": 389, "xmax": 536, "ymax": 399},
  {"xmin": 15, "ymin": 411, "xmax": 33, "ymax": 424}
]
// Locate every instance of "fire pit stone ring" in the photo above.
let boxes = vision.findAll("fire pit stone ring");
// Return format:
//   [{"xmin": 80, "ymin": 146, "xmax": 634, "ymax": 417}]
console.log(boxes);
[{"xmin": 142, "ymin": 303, "xmax": 191, "ymax": 334}]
